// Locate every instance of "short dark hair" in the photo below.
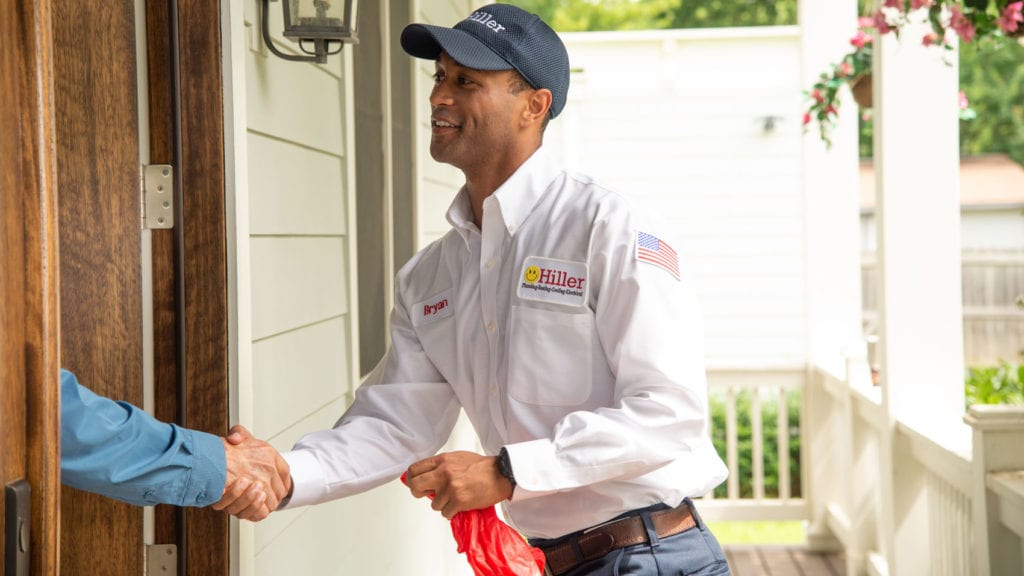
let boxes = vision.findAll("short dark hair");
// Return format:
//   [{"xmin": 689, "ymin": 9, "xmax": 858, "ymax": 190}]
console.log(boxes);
[{"xmin": 508, "ymin": 72, "xmax": 550, "ymax": 133}]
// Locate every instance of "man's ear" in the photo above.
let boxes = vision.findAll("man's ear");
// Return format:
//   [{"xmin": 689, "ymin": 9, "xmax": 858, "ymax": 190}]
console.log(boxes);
[{"xmin": 523, "ymin": 88, "xmax": 553, "ymax": 125}]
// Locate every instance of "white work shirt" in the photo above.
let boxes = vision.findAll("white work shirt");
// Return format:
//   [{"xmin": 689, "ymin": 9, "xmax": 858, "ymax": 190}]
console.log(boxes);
[{"xmin": 282, "ymin": 148, "xmax": 727, "ymax": 539}]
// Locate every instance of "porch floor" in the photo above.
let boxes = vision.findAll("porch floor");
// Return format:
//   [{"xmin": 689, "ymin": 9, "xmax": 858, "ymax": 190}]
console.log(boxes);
[{"xmin": 723, "ymin": 545, "xmax": 846, "ymax": 576}]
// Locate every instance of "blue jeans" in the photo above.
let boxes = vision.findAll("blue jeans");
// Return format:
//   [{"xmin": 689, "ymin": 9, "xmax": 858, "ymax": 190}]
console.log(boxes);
[{"xmin": 529, "ymin": 500, "xmax": 732, "ymax": 576}]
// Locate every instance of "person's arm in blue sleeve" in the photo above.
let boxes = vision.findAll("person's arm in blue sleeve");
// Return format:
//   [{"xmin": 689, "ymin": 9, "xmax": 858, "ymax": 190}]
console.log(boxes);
[{"xmin": 60, "ymin": 369, "xmax": 226, "ymax": 507}]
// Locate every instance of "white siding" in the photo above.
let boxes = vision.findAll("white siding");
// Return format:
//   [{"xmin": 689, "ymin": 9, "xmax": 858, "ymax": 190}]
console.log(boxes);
[
  {"xmin": 550, "ymin": 28, "xmax": 807, "ymax": 368},
  {"xmin": 863, "ymin": 209, "xmax": 1024, "ymax": 253},
  {"xmin": 960, "ymin": 210, "xmax": 1024, "ymax": 250},
  {"xmin": 226, "ymin": 0, "xmax": 481, "ymax": 574},
  {"xmin": 239, "ymin": 2, "xmax": 362, "ymax": 572},
  {"xmin": 249, "ymin": 237, "xmax": 347, "ymax": 339},
  {"xmin": 247, "ymin": 134, "xmax": 347, "ymax": 235}
]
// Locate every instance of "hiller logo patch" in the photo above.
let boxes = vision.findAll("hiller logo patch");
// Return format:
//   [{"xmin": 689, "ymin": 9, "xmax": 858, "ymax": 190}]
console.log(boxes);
[
  {"xmin": 517, "ymin": 257, "xmax": 588, "ymax": 307},
  {"xmin": 522, "ymin": 265, "xmax": 586, "ymax": 290}
]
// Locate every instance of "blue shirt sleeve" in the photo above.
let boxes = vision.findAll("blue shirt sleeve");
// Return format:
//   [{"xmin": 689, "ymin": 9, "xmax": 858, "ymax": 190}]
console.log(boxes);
[{"xmin": 60, "ymin": 369, "xmax": 227, "ymax": 507}]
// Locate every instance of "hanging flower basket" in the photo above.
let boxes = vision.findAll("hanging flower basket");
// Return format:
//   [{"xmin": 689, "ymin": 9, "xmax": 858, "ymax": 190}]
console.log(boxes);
[
  {"xmin": 802, "ymin": 1, "xmax": 1023, "ymax": 147},
  {"xmin": 850, "ymin": 73, "xmax": 873, "ymax": 108}
]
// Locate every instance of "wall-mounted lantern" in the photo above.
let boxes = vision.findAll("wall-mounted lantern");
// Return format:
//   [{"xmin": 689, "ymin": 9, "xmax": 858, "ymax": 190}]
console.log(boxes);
[{"xmin": 261, "ymin": 0, "xmax": 359, "ymax": 64}]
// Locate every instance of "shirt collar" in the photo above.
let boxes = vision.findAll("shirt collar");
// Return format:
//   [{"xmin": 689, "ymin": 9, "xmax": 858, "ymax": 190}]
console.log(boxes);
[
  {"xmin": 445, "ymin": 187, "xmax": 476, "ymax": 249},
  {"xmin": 444, "ymin": 147, "xmax": 561, "ymax": 249},
  {"xmin": 491, "ymin": 147, "xmax": 559, "ymax": 236}
]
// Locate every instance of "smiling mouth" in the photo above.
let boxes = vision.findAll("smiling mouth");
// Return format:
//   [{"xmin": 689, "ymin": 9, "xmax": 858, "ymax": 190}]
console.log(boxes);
[{"xmin": 431, "ymin": 118, "xmax": 460, "ymax": 129}]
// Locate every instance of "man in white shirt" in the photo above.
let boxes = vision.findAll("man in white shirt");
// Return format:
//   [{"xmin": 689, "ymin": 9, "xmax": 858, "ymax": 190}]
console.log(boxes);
[{"xmin": 226, "ymin": 4, "xmax": 731, "ymax": 574}]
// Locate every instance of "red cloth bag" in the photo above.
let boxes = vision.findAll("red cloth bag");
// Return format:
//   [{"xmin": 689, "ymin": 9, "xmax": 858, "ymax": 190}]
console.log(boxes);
[{"xmin": 402, "ymin": 473, "xmax": 546, "ymax": 576}]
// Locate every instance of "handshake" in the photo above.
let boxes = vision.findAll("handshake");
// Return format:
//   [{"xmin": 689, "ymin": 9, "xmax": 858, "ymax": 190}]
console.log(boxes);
[{"xmin": 212, "ymin": 425, "xmax": 291, "ymax": 521}]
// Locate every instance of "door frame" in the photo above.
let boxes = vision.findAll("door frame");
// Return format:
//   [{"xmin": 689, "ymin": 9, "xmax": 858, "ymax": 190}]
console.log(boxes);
[{"xmin": 145, "ymin": 0, "xmax": 230, "ymax": 573}]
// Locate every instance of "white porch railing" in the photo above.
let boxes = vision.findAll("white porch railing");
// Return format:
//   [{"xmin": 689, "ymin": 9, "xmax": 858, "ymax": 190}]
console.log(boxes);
[
  {"xmin": 700, "ymin": 354, "xmax": 1024, "ymax": 576},
  {"xmin": 699, "ymin": 366, "xmax": 808, "ymax": 522}
]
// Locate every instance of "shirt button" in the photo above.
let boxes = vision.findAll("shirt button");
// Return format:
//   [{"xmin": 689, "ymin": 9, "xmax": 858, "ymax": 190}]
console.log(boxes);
[
  {"xmin": 485, "ymin": 259, "xmax": 495, "ymax": 269},
  {"xmin": 491, "ymin": 386, "xmax": 498, "ymax": 395},
  {"xmin": 487, "ymin": 321, "xmax": 496, "ymax": 332}
]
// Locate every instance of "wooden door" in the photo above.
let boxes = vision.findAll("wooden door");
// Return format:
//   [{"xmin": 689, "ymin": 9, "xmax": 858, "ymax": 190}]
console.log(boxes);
[
  {"xmin": 0, "ymin": 0, "xmax": 61, "ymax": 574},
  {"xmin": 52, "ymin": 0, "xmax": 229, "ymax": 574},
  {"xmin": 53, "ymin": 0, "xmax": 148, "ymax": 572},
  {"xmin": 0, "ymin": 0, "xmax": 228, "ymax": 572}
]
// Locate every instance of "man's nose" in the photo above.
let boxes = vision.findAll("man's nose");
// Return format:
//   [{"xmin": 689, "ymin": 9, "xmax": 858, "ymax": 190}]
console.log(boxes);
[{"xmin": 430, "ymin": 81, "xmax": 453, "ymax": 107}]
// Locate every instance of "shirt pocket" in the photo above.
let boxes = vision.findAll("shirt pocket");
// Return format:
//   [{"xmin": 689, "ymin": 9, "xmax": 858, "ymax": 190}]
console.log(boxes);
[{"xmin": 508, "ymin": 305, "xmax": 593, "ymax": 406}]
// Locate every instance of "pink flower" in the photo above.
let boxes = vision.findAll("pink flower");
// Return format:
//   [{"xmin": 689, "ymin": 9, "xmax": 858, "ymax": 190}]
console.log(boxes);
[
  {"xmin": 910, "ymin": 0, "xmax": 934, "ymax": 9},
  {"xmin": 803, "ymin": 112, "xmax": 812, "ymax": 126},
  {"xmin": 949, "ymin": 6, "xmax": 976, "ymax": 43},
  {"xmin": 811, "ymin": 89, "xmax": 824, "ymax": 102},
  {"xmin": 872, "ymin": 10, "xmax": 893, "ymax": 34},
  {"xmin": 850, "ymin": 30, "xmax": 872, "ymax": 49},
  {"xmin": 835, "ymin": 61, "xmax": 854, "ymax": 78},
  {"xmin": 998, "ymin": 1, "xmax": 1023, "ymax": 34},
  {"xmin": 922, "ymin": 31, "xmax": 940, "ymax": 46},
  {"xmin": 858, "ymin": 16, "xmax": 875, "ymax": 30},
  {"xmin": 958, "ymin": 91, "xmax": 969, "ymax": 110},
  {"xmin": 883, "ymin": 0, "xmax": 902, "ymax": 9}
]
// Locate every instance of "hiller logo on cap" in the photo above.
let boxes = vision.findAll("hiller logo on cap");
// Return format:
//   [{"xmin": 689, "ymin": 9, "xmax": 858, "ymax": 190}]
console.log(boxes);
[{"xmin": 465, "ymin": 11, "xmax": 506, "ymax": 33}]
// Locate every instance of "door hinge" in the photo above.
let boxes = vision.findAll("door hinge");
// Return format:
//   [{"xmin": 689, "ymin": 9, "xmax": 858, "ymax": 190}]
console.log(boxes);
[
  {"xmin": 145, "ymin": 543, "xmax": 177, "ymax": 575},
  {"xmin": 141, "ymin": 164, "xmax": 174, "ymax": 230}
]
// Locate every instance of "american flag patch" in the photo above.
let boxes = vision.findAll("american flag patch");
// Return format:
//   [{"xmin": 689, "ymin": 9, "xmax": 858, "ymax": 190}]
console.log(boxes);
[{"xmin": 636, "ymin": 231, "xmax": 680, "ymax": 280}]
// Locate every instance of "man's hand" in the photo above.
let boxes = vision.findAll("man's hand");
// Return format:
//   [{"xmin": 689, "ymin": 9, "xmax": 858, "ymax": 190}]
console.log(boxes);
[
  {"xmin": 405, "ymin": 450, "xmax": 513, "ymax": 519},
  {"xmin": 211, "ymin": 425, "xmax": 292, "ymax": 522}
]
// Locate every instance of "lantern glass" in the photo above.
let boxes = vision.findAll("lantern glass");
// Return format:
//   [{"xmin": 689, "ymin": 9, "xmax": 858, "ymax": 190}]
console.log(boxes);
[{"xmin": 282, "ymin": 0, "xmax": 358, "ymax": 42}]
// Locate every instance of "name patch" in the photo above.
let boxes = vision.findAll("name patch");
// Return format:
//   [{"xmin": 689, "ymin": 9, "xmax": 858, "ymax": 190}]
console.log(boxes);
[
  {"xmin": 412, "ymin": 289, "xmax": 454, "ymax": 326},
  {"xmin": 517, "ymin": 257, "xmax": 588, "ymax": 307}
]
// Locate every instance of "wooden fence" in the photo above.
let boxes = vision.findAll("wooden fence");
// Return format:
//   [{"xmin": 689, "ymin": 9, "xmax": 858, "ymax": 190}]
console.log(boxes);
[{"xmin": 862, "ymin": 250, "xmax": 1024, "ymax": 366}]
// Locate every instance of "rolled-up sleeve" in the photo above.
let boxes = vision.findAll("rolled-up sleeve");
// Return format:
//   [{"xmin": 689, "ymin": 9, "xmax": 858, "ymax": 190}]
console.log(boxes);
[{"xmin": 60, "ymin": 369, "xmax": 226, "ymax": 507}]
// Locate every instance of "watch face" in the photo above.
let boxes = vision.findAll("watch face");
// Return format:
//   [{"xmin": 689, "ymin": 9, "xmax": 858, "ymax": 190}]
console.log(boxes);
[{"xmin": 498, "ymin": 448, "xmax": 515, "ymax": 483}]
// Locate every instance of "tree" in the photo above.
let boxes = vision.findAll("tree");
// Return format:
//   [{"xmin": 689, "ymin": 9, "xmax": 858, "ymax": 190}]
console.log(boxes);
[
  {"xmin": 858, "ymin": 37, "xmax": 1024, "ymax": 163},
  {"xmin": 959, "ymin": 39, "xmax": 1024, "ymax": 166},
  {"xmin": 507, "ymin": 0, "xmax": 798, "ymax": 30},
  {"xmin": 508, "ymin": 0, "xmax": 679, "ymax": 32},
  {"xmin": 669, "ymin": 0, "xmax": 798, "ymax": 28}
]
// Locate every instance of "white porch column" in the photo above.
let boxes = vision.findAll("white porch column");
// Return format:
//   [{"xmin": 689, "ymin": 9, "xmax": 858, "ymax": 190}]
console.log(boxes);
[
  {"xmin": 874, "ymin": 10, "xmax": 965, "ymax": 576},
  {"xmin": 799, "ymin": 0, "xmax": 862, "ymax": 375},
  {"xmin": 875, "ymin": 3, "xmax": 964, "ymax": 434},
  {"xmin": 798, "ymin": 0, "xmax": 862, "ymax": 558}
]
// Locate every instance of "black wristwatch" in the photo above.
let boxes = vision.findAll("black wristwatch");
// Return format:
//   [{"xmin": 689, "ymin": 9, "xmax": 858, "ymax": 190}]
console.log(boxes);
[{"xmin": 496, "ymin": 446, "xmax": 517, "ymax": 495}]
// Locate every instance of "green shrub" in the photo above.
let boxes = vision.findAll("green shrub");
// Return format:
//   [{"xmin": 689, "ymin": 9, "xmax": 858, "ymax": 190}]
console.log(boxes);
[
  {"xmin": 708, "ymin": 389, "xmax": 801, "ymax": 499},
  {"xmin": 965, "ymin": 361, "xmax": 1024, "ymax": 407}
]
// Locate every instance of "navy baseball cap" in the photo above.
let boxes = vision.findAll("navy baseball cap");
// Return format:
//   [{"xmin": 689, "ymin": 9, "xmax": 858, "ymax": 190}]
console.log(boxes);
[{"xmin": 400, "ymin": 3, "xmax": 570, "ymax": 119}]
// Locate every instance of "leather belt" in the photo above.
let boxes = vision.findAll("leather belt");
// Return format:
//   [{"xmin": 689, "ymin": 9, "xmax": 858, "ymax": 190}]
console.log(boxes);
[{"xmin": 538, "ymin": 502, "xmax": 697, "ymax": 576}]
